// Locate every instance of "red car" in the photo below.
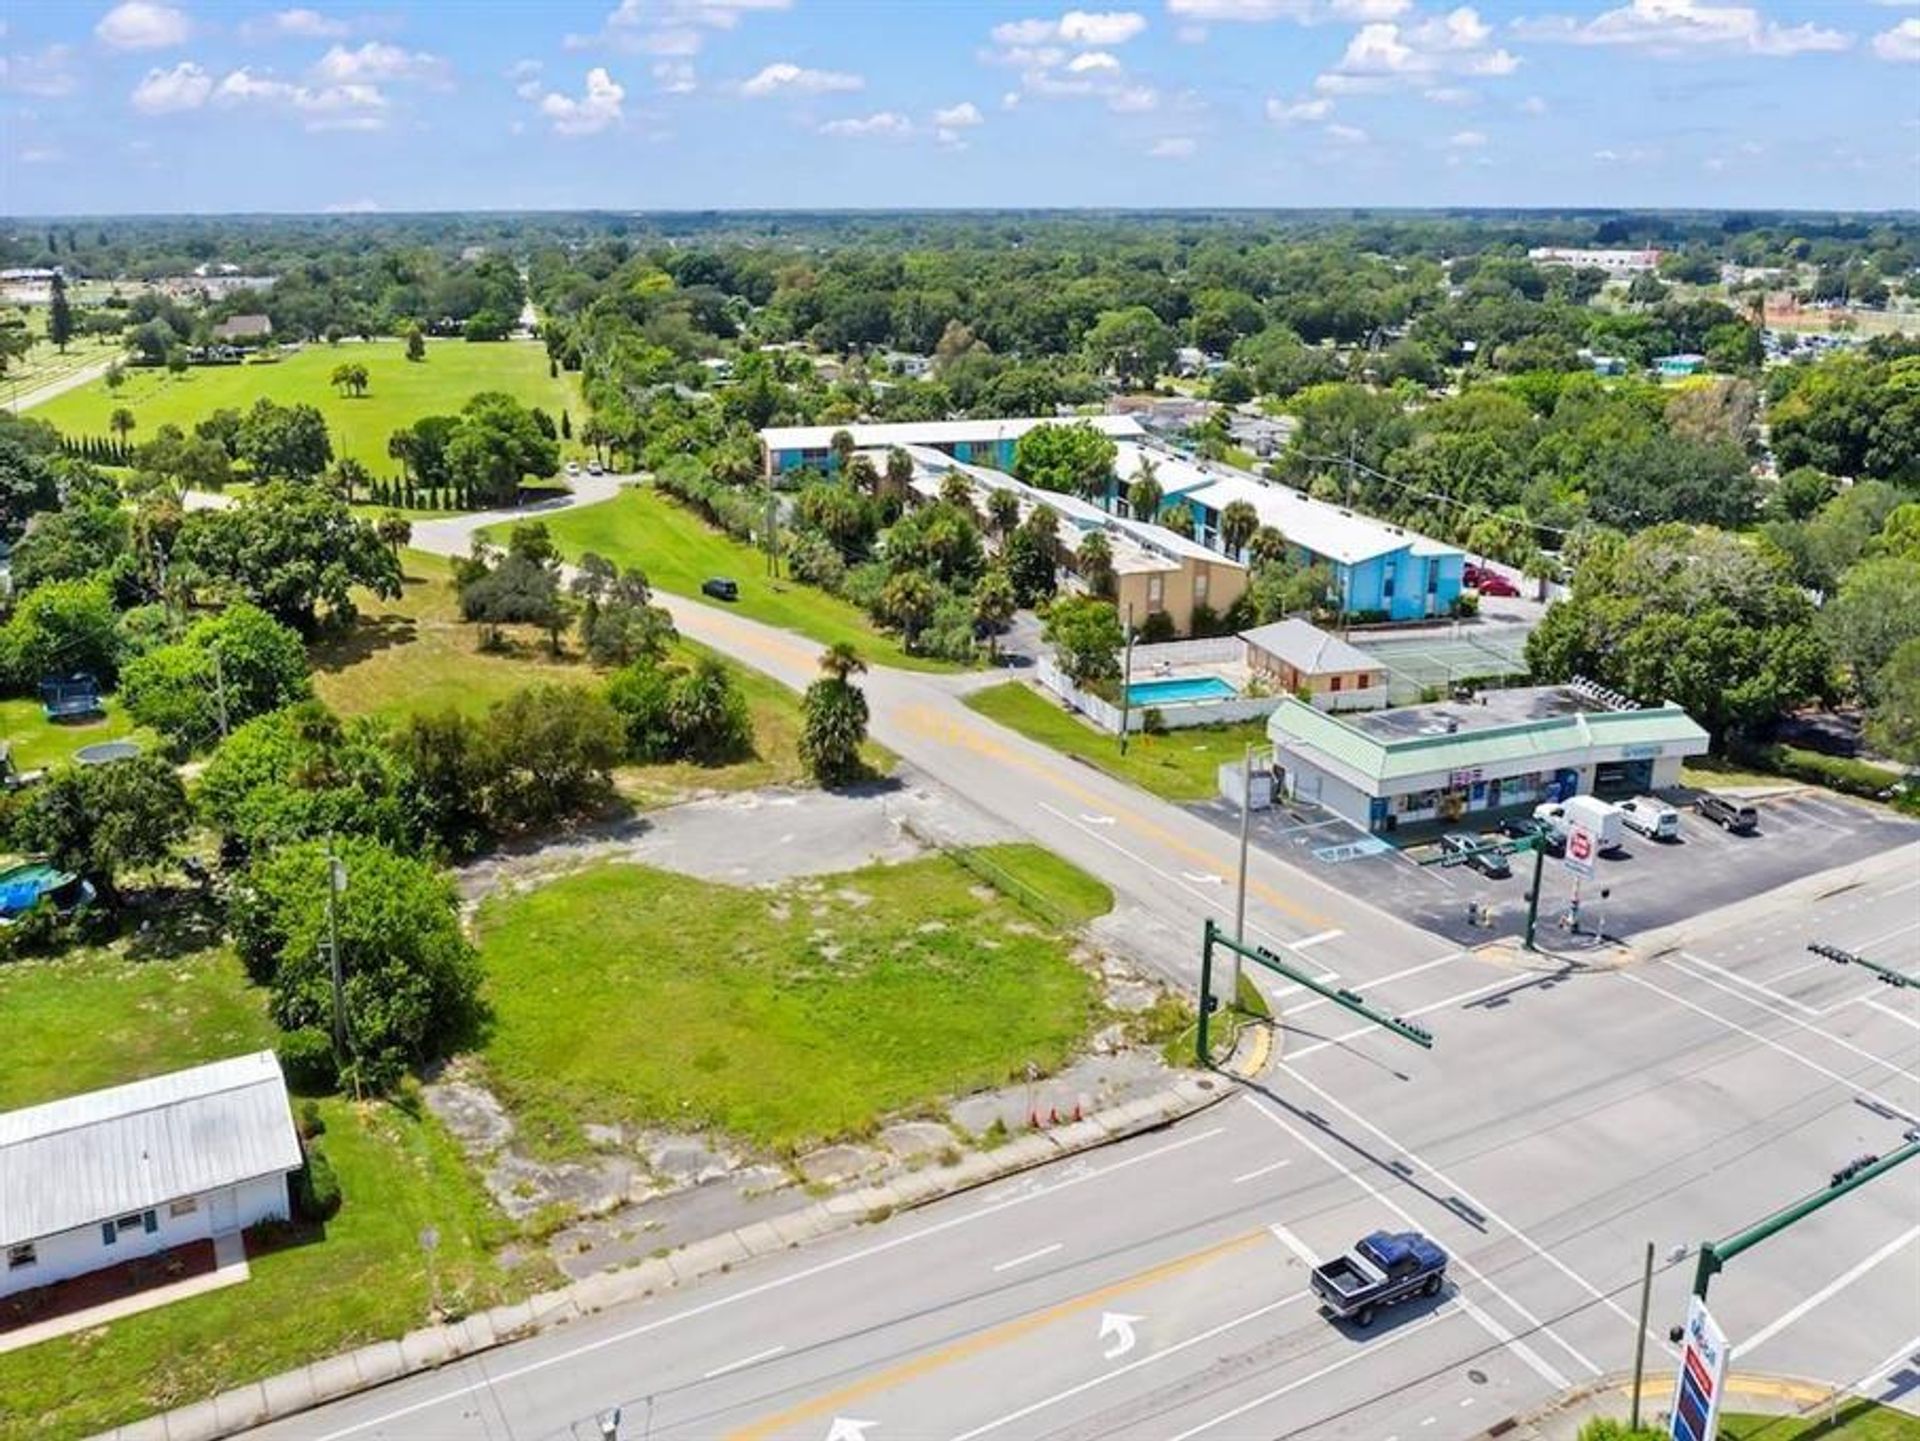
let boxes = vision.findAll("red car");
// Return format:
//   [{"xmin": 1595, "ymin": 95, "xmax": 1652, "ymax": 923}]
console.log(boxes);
[{"xmin": 1465, "ymin": 564, "xmax": 1520, "ymax": 597}]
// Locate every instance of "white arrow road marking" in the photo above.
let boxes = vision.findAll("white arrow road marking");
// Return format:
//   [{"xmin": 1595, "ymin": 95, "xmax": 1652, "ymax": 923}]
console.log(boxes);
[
  {"xmin": 827, "ymin": 1417, "xmax": 877, "ymax": 1441},
  {"xmin": 1100, "ymin": 1310, "xmax": 1145, "ymax": 1358},
  {"xmin": 1079, "ymin": 813, "xmax": 1117, "ymax": 826}
]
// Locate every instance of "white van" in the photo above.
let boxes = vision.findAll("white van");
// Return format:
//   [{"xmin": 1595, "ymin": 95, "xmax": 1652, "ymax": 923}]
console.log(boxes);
[
  {"xmin": 1535, "ymin": 795, "xmax": 1626, "ymax": 854},
  {"xmin": 1618, "ymin": 796, "xmax": 1680, "ymax": 841}
]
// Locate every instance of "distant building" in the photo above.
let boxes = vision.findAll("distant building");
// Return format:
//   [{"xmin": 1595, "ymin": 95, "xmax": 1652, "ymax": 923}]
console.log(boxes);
[
  {"xmin": 1267, "ymin": 686, "xmax": 1710, "ymax": 833},
  {"xmin": 1240, "ymin": 619, "xmax": 1388, "ymax": 713},
  {"xmin": 211, "ymin": 314, "xmax": 273, "ymax": 344},
  {"xmin": 1526, "ymin": 247, "xmax": 1661, "ymax": 276},
  {"xmin": 760, "ymin": 415, "xmax": 1146, "ymax": 479},
  {"xmin": 0, "ymin": 1052, "xmax": 303, "ymax": 1299},
  {"xmin": 1588, "ymin": 355, "xmax": 1628, "ymax": 377},
  {"xmin": 1655, "ymin": 353, "xmax": 1706, "ymax": 379}
]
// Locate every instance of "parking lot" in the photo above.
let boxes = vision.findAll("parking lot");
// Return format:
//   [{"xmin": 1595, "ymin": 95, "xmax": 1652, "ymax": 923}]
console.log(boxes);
[{"xmin": 1190, "ymin": 785, "xmax": 1920, "ymax": 950}]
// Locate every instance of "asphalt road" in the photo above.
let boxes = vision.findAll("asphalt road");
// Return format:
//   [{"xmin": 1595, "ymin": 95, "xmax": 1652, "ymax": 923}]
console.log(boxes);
[{"xmin": 240, "ymin": 493, "xmax": 1920, "ymax": 1441}]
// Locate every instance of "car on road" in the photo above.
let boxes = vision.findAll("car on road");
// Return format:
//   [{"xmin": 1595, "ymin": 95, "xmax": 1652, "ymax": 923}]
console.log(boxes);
[
  {"xmin": 701, "ymin": 577, "xmax": 740, "ymax": 601},
  {"xmin": 1695, "ymin": 793, "xmax": 1758, "ymax": 833},
  {"xmin": 587, "ymin": 461, "xmax": 604, "ymax": 476},
  {"xmin": 1310, "ymin": 1231, "xmax": 1448, "ymax": 1328},
  {"xmin": 1441, "ymin": 832, "xmax": 1511, "ymax": 877},
  {"xmin": 1464, "ymin": 563, "xmax": 1520, "ymax": 597},
  {"xmin": 1618, "ymin": 796, "xmax": 1680, "ymax": 841},
  {"xmin": 565, "ymin": 461, "xmax": 580, "ymax": 476}
]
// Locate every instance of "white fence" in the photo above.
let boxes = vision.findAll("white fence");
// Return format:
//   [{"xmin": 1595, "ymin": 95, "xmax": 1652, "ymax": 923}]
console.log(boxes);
[
  {"xmin": 1131, "ymin": 635, "xmax": 1243, "ymax": 668},
  {"xmin": 1035, "ymin": 655, "xmax": 1284, "ymax": 735}
]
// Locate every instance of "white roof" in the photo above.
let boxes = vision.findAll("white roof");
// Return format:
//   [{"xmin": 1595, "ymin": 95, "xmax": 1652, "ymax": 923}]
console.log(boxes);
[
  {"xmin": 1240, "ymin": 618, "xmax": 1381, "ymax": 676},
  {"xmin": 761, "ymin": 415, "xmax": 1146, "ymax": 453},
  {"xmin": 0, "ymin": 1051, "xmax": 302, "ymax": 1248},
  {"xmin": 1128, "ymin": 443, "xmax": 1459, "ymax": 567}
]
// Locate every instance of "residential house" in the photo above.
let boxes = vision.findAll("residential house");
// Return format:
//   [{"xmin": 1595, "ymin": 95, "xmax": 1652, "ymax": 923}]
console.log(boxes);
[{"xmin": 1240, "ymin": 619, "xmax": 1388, "ymax": 712}]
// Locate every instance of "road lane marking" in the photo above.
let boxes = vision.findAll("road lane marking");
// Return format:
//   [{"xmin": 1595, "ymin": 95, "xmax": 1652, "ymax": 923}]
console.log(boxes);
[
  {"xmin": 1232, "ymin": 1160, "xmax": 1292, "ymax": 1184},
  {"xmin": 1677, "ymin": 951, "xmax": 1822, "ymax": 1016},
  {"xmin": 723, "ymin": 1229, "xmax": 1272, "ymax": 1440},
  {"xmin": 1292, "ymin": 929, "xmax": 1345, "ymax": 950},
  {"xmin": 1163, "ymin": 1305, "xmax": 1461, "ymax": 1441},
  {"xmin": 1866, "ymin": 998, "xmax": 1920, "ymax": 1032},
  {"xmin": 306, "ymin": 1124, "xmax": 1228, "ymax": 1441},
  {"xmin": 991, "ymin": 1243, "xmax": 1062, "ymax": 1273},
  {"xmin": 946, "ymin": 1293, "xmax": 1313, "ymax": 1441},
  {"xmin": 1267, "ymin": 1222, "xmax": 1320, "ymax": 1270},
  {"xmin": 1247, "ymin": 1093, "xmax": 1603, "ymax": 1384},
  {"xmin": 704, "ymin": 1345, "xmax": 787, "ymax": 1379},
  {"xmin": 1283, "ymin": 973, "xmax": 1519, "ymax": 1059},
  {"xmin": 1856, "ymin": 1329, "xmax": 1920, "ymax": 1395},
  {"xmin": 1740, "ymin": 1223, "xmax": 1920, "ymax": 1358}
]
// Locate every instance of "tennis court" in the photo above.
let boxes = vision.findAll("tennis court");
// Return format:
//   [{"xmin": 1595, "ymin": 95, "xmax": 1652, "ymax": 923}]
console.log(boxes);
[{"xmin": 1354, "ymin": 625, "xmax": 1534, "ymax": 705}]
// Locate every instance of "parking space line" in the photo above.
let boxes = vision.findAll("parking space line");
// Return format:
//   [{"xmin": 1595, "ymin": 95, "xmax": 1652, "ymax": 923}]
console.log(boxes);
[
  {"xmin": 1245, "ymin": 1095, "xmax": 1594, "ymax": 1386},
  {"xmin": 1740, "ymin": 1223, "xmax": 1920, "ymax": 1358}
]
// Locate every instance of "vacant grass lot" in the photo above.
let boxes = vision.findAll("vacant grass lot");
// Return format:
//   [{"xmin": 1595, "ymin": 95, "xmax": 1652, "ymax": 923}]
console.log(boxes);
[
  {"xmin": 522, "ymin": 485, "xmax": 963, "ymax": 674},
  {"xmin": 309, "ymin": 551, "xmax": 884, "ymax": 797},
  {"xmin": 0, "ymin": 694, "xmax": 152, "ymax": 772},
  {"xmin": 1719, "ymin": 1407, "xmax": 1920, "ymax": 1441},
  {"xmin": 0, "ymin": 941, "xmax": 536, "ymax": 1441},
  {"xmin": 965, "ymin": 680, "xmax": 1267, "ymax": 803},
  {"xmin": 474, "ymin": 846, "xmax": 1109, "ymax": 1155},
  {"xmin": 33, "ymin": 338, "xmax": 582, "ymax": 474}
]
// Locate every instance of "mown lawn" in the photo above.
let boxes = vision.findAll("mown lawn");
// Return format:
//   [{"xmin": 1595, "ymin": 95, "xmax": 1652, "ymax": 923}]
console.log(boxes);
[
  {"xmin": 964, "ymin": 680, "xmax": 1266, "ymax": 803},
  {"xmin": 0, "ymin": 941, "xmax": 539, "ymax": 1441},
  {"xmin": 32, "ymin": 338, "xmax": 582, "ymax": 474},
  {"xmin": 521, "ymin": 484, "xmax": 965, "ymax": 674},
  {"xmin": 473, "ymin": 848, "xmax": 1109, "ymax": 1155},
  {"xmin": 1719, "ymin": 1407, "xmax": 1920, "ymax": 1441},
  {"xmin": 308, "ymin": 550, "xmax": 886, "ymax": 797},
  {"xmin": 0, "ymin": 693, "xmax": 152, "ymax": 773}
]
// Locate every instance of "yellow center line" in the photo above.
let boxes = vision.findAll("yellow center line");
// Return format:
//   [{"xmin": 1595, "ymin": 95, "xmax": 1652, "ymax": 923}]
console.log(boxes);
[{"xmin": 723, "ymin": 1229, "xmax": 1270, "ymax": 1441}]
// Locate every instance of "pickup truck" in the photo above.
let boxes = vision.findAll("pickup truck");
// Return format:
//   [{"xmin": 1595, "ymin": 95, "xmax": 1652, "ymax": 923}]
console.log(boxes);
[{"xmin": 1309, "ymin": 1230, "xmax": 1448, "ymax": 1327}]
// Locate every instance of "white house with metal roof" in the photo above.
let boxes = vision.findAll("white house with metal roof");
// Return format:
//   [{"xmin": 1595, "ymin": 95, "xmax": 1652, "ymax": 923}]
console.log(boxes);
[
  {"xmin": 1239, "ymin": 619, "xmax": 1389, "ymax": 713},
  {"xmin": 1266, "ymin": 686, "xmax": 1710, "ymax": 833},
  {"xmin": 0, "ymin": 1052, "xmax": 303, "ymax": 1297}
]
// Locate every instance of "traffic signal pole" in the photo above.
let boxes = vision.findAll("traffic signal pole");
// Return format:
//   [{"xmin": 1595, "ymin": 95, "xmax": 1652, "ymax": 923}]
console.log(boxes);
[
  {"xmin": 1691, "ymin": 1136, "xmax": 1920, "ymax": 1299},
  {"xmin": 1197, "ymin": 918, "xmax": 1433, "ymax": 1065}
]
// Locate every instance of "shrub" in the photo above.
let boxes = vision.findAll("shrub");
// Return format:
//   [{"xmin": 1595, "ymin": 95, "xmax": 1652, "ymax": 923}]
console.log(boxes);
[
  {"xmin": 1141, "ymin": 706, "xmax": 1167, "ymax": 735},
  {"xmin": 1746, "ymin": 743, "xmax": 1905, "ymax": 801},
  {"xmin": 292, "ymin": 1146, "xmax": 343, "ymax": 1221},
  {"xmin": 277, "ymin": 1027, "xmax": 339, "ymax": 1092},
  {"xmin": 298, "ymin": 1098, "xmax": 326, "ymax": 1139},
  {"xmin": 1575, "ymin": 1420, "xmax": 1663, "ymax": 1441},
  {"xmin": 1139, "ymin": 611, "xmax": 1177, "ymax": 644}
]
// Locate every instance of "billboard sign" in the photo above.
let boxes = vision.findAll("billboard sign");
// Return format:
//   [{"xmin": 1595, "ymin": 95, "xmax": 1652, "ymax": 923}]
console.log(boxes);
[
  {"xmin": 1564, "ymin": 823, "xmax": 1597, "ymax": 879},
  {"xmin": 1669, "ymin": 1296, "xmax": 1731, "ymax": 1441}
]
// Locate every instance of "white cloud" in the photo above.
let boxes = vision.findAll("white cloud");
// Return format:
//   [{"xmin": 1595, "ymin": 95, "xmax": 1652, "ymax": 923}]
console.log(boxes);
[
  {"xmin": 933, "ymin": 100, "xmax": 984, "ymax": 127},
  {"xmin": 653, "ymin": 59, "xmax": 697, "ymax": 91},
  {"xmin": 1108, "ymin": 83, "xmax": 1159, "ymax": 110},
  {"xmin": 0, "ymin": 44, "xmax": 79, "ymax": 97},
  {"xmin": 96, "ymin": 2, "xmax": 189, "ymax": 50},
  {"xmin": 18, "ymin": 145, "xmax": 63, "ymax": 164},
  {"xmin": 1447, "ymin": 127, "xmax": 1486, "ymax": 146},
  {"xmin": 1520, "ymin": 92, "xmax": 1548, "ymax": 112},
  {"xmin": 323, "ymin": 197, "xmax": 381, "ymax": 212},
  {"xmin": 540, "ymin": 66, "xmax": 626, "ymax": 133},
  {"xmin": 314, "ymin": 42, "xmax": 450, "ymax": 85},
  {"xmin": 581, "ymin": 0, "xmax": 791, "ymax": 55},
  {"xmin": 130, "ymin": 59, "xmax": 212, "ymax": 111},
  {"xmin": 820, "ymin": 109, "xmax": 914, "ymax": 138},
  {"xmin": 1325, "ymin": 121, "xmax": 1369, "ymax": 142},
  {"xmin": 1872, "ymin": 16, "xmax": 1920, "ymax": 57},
  {"xmin": 211, "ymin": 65, "xmax": 390, "ymax": 127},
  {"xmin": 1166, "ymin": 0, "xmax": 1407, "ymax": 19},
  {"xmin": 1325, "ymin": 8, "xmax": 1521, "ymax": 86},
  {"xmin": 992, "ymin": 10, "xmax": 1148, "ymax": 47},
  {"xmin": 250, "ymin": 8, "xmax": 350, "ymax": 40},
  {"xmin": 1147, "ymin": 136, "xmax": 1195, "ymax": 157},
  {"xmin": 1176, "ymin": 22, "xmax": 1210, "ymax": 40},
  {"xmin": 510, "ymin": 58, "xmax": 544, "ymax": 98},
  {"xmin": 1513, "ymin": 0, "xmax": 1850, "ymax": 57},
  {"xmin": 307, "ymin": 113, "xmax": 384, "ymax": 131},
  {"xmin": 1423, "ymin": 84, "xmax": 1476, "ymax": 102},
  {"xmin": 1067, "ymin": 49, "xmax": 1122, "ymax": 70},
  {"xmin": 739, "ymin": 61, "xmax": 863, "ymax": 96},
  {"xmin": 1265, "ymin": 93, "xmax": 1332, "ymax": 121},
  {"xmin": 1002, "ymin": 89, "xmax": 1022, "ymax": 108}
]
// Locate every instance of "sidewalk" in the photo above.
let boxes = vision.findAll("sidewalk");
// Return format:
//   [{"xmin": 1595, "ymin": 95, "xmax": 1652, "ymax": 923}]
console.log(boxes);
[
  {"xmin": 1494, "ymin": 1368, "xmax": 1907, "ymax": 1441},
  {"xmin": 101, "ymin": 1031, "xmax": 1268, "ymax": 1441}
]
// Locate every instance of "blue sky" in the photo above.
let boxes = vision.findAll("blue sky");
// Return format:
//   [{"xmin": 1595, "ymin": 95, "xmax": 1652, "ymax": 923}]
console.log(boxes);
[{"xmin": 3, "ymin": 0, "xmax": 1916, "ymax": 215}]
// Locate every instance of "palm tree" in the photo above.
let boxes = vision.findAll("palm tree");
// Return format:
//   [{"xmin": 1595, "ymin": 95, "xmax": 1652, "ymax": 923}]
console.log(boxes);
[
  {"xmin": 884, "ymin": 447, "xmax": 914, "ymax": 502},
  {"xmin": 987, "ymin": 488, "xmax": 1021, "ymax": 541},
  {"xmin": 972, "ymin": 567, "xmax": 1016, "ymax": 661},
  {"xmin": 1077, "ymin": 530, "xmax": 1117, "ymax": 601},
  {"xmin": 829, "ymin": 429, "xmax": 856, "ymax": 474},
  {"xmin": 801, "ymin": 644, "xmax": 870, "ymax": 786},
  {"xmin": 1219, "ymin": 499, "xmax": 1259, "ymax": 559},
  {"xmin": 1128, "ymin": 464, "xmax": 1163, "ymax": 523},
  {"xmin": 387, "ymin": 429, "xmax": 414, "ymax": 484},
  {"xmin": 939, "ymin": 471, "xmax": 976, "ymax": 517},
  {"xmin": 376, "ymin": 511, "xmax": 413, "ymax": 562},
  {"xmin": 819, "ymin": 641, "xmax": 866, "ymax": 683},
  {"xmin": 1158, "ymin": 502, "xmax": 1195, "ymax": 539},
  {"xmin": 330, "ymin": 362, "xmax": 356, "ymax": 396},
  {"xmin": 1522, "ymin": 550, "xmax": 1558, "ymax": 602},
  {"xmin": 110, "ymin": 407, "xmax": 136, "ymax": 450},
  {"xmin": 1247, "ymin": 525, "xmax": 1288, "ymax": 569}
]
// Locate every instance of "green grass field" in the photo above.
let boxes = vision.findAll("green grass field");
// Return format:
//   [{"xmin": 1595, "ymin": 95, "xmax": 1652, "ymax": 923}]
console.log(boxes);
[
  {"xmin": 473, "ymin": 848, "xmax": 1107, "ymax": 1155},
  {"xmin": 0, "ymin": 940, "xmax": 538, "ymax": 1441},
  {"xmin": 309, "ymin": 550, "xmax": 886, "ymax": 798},
  {"xmin": 0, "ymin": 694, "xmax": 152, "ymax": 773},
  {"xmin": 519, "ymin": 485, "xmax": 964, "ymax": 674},
  {"xmin": 31, "ymin": 338, "xmax": 582, "ymax": 474},
  {"xmin": 964, "ymin": 680, "xmax": 1267, "ymax": 803},
  {"xmin": 1719, "ymin": 1406, "xmax": 1920, "ymax": 1441}
]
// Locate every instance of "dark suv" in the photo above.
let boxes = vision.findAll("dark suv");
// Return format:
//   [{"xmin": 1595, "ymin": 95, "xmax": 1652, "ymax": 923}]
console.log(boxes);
[
  {"xmin": 1695, "ymin": 793, "xmax": 1758, "ymax": 833},
  {"xmin": 701, "ymin": 577, "xmax": 740, "ymax": 601}
]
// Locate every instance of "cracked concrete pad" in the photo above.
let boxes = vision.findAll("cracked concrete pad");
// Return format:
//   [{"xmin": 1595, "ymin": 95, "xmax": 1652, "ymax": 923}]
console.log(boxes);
[
  {"xmin": 796, "ymin": 1143, "xmax": 887, "ymax": 1187},
  {"xmin": 878, "ymin": 1121, "xmax": 957, "ymax": 1161}
]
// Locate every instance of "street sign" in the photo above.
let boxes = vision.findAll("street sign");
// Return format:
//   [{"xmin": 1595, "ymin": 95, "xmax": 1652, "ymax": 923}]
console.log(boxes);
[
  {"xmin": 1564, "ymin": 823, "xmax": 1597, "ymax": 879},
  {"xmin": 1669, "ymin": 1295, "xmax": 1731, "ymax": 1441}
]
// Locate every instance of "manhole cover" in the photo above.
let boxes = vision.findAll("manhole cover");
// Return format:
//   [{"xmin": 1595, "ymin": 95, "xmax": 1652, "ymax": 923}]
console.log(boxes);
[
  {"xmin": 1468, "ymin": 1369, "xmax": 1488, "ymax": 1385},
  {"xmin": 1196, "ymin": 1079, "xmax": 1216, "ymax": 1090}
]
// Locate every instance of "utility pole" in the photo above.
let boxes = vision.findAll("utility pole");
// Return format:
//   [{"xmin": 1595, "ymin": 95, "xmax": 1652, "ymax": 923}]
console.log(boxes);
[
  {"xmin": 1117, "ymin": 602, "xmax": 1136, "ymax": 756},
  {"xmin": 1629, "ymin": 1240, "xmax": 1655, "ymax": 1431},
  {"xmin": 1228, "ymin": 742, "xmax": 1255, "ymax": 1008}
]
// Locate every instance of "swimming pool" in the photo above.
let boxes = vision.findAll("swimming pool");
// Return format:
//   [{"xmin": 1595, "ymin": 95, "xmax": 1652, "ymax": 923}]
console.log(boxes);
[{"xmin": 1126, "ymin": 675, "xmax": 1240, "ymax": 706}]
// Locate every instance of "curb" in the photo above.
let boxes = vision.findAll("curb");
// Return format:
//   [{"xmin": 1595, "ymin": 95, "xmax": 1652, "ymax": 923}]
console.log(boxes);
[{"xmin": 95, "ymin": 1073, "xmax": 1233, "ymax": 1441}]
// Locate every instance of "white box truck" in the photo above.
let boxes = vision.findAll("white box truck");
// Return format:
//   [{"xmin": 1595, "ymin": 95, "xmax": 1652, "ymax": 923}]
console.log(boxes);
[{"xmin": 1534, "ymin": 795, "xmax": 1626, "ymax": 854}]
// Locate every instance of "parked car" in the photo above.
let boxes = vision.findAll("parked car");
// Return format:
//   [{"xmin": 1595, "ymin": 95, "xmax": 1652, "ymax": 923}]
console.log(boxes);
[
  {"xmin": 565, "ymin": 461, "xmax": 580, "ymax": 476},
  {"xmin": 587, "ymin": 461, "xmax": 604, "ymax": 476},
  {"xmin": 701, "ymin": 577, "xmax": 740, "ymax": 601},
  {"xmin": 1618, "ymin": 796, "xmax": 1680, "ymax": 841},
  {"xmin": 1695, "ymin": 793, "xmax": 1758, "ymax": 834},
  {"xmin": 1464, "ymin": 563, "xmax": 1520, "ymax": 597},
  {"xmin": 1441, "ymin": 832, "xmax": 1511, "ymax": 877},
  {"xmin": 1310, "ymin": 1231, "xmax": 1448, "ymax": 1328}
]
